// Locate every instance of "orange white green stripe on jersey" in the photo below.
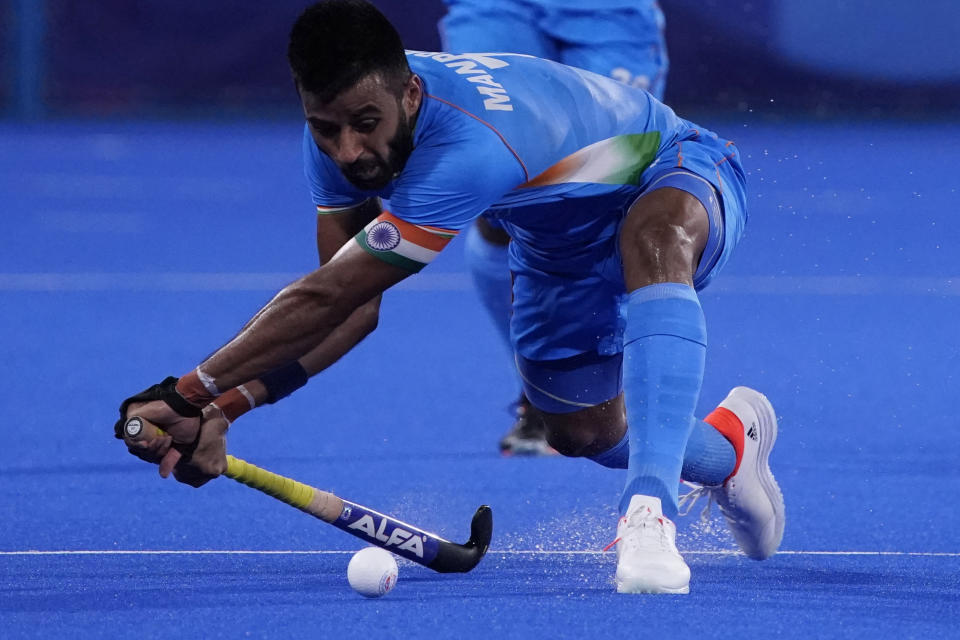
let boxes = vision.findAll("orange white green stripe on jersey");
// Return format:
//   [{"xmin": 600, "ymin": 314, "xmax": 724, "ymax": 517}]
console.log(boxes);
[
  {"xmin": 520, "ymin": 132, "xmax": 661, "ymax": 188},
  {"xmin": 355, "ymin": 212, "xmax": 458, "ymax": 272}
]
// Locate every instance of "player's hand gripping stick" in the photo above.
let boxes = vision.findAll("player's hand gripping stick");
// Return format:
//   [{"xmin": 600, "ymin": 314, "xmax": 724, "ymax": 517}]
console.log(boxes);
[{"xmin": 122, "ymin": 416, "xmax": 492, "ymax": 573}]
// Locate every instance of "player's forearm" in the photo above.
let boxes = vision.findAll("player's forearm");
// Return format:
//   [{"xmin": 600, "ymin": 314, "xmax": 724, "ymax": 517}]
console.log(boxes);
[
  {"xmin": 173, "ymin": 241, "xmax": 408, "ymax": 409},
  {"xmin": 202, "ymin": 295, "xmax": 381, "ymax": 423},
  {"xmin": 298, "ymin": 294, "xmax": 381, "ymax": 375},
  {"xmin": 219, "ymin": 292, "xmax": 378, "ymax": 378},
  {"xmin": 194, "ymin": 270, "xmax": 369, "ymax": 392}
]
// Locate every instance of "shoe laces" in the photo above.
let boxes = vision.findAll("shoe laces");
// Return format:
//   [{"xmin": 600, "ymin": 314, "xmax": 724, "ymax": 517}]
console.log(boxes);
[
  {"xmin": 609, "ymin": 508, "xmax": 676, "ymax": 554},
  {"xmin": 678, "ymin": 482, "xmax": 717, "ymax": 528}
]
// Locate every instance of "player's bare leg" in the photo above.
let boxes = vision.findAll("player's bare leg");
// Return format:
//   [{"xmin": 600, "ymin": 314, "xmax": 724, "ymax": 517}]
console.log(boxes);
[
  {"xmin": 529, "ymin": 183, "xmax": 714, "ymax": 593},
  {"xmin": 516, "ymin": 182, "xmax": 782, "ymax": 591},
  {"xmin": 611, "ymin": 186, "xmax": 710, "ymax": 593}
]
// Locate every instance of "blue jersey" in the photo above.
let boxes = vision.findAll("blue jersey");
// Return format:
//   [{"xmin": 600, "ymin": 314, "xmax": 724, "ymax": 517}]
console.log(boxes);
[
  {"xmin": 304, "ymin": 51, "xmax": 741, "ymax": 272},
  {"xmin": 441, "ymin": 0, "xmax": 668, "ymax": 97}
]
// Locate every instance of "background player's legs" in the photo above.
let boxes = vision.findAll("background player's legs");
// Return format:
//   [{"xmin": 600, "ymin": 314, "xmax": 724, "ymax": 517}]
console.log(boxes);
[
  {"xmin": 564, "ymin": 39, "xmax": 667, "ymax": 101},
  {"xmin": 441, "ymin": 0, "xmax": 559, "ymax": 455},
  {"xmin": 554, "ymin": 7, "xmax": 669, "ymax": 100},
  {"xmin": 463, "ymin": 219, "xmax": 513, "ymax": 360},
  {"xmin": 440, "ymin": 0, "xmax": 558, "ymax": 59}
]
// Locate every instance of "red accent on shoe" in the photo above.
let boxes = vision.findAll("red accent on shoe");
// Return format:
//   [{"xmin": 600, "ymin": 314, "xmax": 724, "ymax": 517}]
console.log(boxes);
[
  {"xmin": 704, "ymin": 406, "xmax": 745, "ymax": 482},
  {"xmin": 602, "ymin": 538, "xmax": 621, "ymax": 553}
]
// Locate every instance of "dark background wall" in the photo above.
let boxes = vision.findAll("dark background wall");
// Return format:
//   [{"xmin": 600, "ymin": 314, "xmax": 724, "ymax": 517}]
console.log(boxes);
[
  {"xmin": 1, "ymin": 0, "xmax": 15, "ymax": 110},
  {"xmin": 4, "ymin": 0, "xmax": 959, "ymax": 120}
]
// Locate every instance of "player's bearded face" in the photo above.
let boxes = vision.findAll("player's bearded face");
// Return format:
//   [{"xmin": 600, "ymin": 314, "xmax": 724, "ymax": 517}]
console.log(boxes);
[
  {"xmin": 301, "ymin": 74, "xmax": 419, "ymax": 192},
  {"xmin": 342, "ymin": 103, "xmax": 414, "ymax": 191}
]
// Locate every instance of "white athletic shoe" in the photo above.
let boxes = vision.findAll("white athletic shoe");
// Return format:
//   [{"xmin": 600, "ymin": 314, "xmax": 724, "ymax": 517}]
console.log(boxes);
[
  {"xmin": 681, "ymin": 386, "xmax": 785, "ymax": 560},
  {"xmin": 614, "ymin": 495, "xmax": 690, "ymax": 594}
]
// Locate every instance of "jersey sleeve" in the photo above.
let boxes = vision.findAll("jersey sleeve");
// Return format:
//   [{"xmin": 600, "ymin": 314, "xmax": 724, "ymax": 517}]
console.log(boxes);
[
  {"xmin": 301, "ymin": 125, "xmax": 370, "ymax": 214},
  {"xmin": 353, "ymin": 115, "xmax": 526, "ymax": 273},
  {"xmin": 388, "ymin": 115, "xmax": 526, "ymax": 231}
]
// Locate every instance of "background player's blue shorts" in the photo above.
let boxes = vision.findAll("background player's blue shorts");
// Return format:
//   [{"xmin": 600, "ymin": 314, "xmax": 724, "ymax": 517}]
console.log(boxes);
[
  {"xmin": 440, "ymin": 0, "xmax": 668, "ymax": 99},
  {"xmin": 508, "ymin": 137, "xmax": 748, "ymax": 413}
]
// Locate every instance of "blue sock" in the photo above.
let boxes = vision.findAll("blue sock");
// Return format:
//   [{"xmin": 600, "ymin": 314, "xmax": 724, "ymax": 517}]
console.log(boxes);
[
  {"xmin": 463, "ymin": 223, "xmax": 514, "ymax": 355},
  {"xmin": 620, "ymin": 283, "xmax": 706, "ymax": 518},
  {"xmin": 682, "ymin": 419, "xmax": 736, "ymax": 486},
  {"xmin": 588, "ymin": 420, "xmax": 735, "ymax": 486},
  {"xmin": 588, "ymin": 431, "xmax": 629, "ymax": 468}
]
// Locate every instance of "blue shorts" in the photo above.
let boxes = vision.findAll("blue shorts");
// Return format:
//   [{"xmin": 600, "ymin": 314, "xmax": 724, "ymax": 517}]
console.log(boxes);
[
  {"xmin": 517, "ymin": 350, "xmax": 624, "ymax": 414},
  {"xmin": 508, "ymin": 137, "xmax": 748, "ymax": 412},
  {"xmin": 440, "ymin": 0, "xmax": 668, "ymax": 99}
]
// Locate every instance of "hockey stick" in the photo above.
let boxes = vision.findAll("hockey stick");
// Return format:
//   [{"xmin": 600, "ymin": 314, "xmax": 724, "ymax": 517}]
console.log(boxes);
[{"xmin": 122, "ymin": 416, "xmax": 492, "ymax": 573}]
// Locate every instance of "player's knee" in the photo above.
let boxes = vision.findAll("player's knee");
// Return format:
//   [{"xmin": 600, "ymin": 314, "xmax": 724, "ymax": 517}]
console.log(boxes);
[
  {"xmin": 637, "ymin": 220, "xmax": 694, "ymax": 258},
  {"xmin": 622, "ymin": 208, "xmax": 697, "ymax": 256},
  {"xmin": 620, "ymin": 192, "xmax": 708, "ymax": 283}
]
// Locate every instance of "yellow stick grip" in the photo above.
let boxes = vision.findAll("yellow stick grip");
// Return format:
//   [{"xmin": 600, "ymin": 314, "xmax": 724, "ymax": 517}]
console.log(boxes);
[
  {"xmin": 224, "ymin": 456, "xmax": 344, "ymax": 523},
  {"xmin": 225, "ymin": 456, "xmax": 313, "ymax": 510},
  {"xmin": 123, "ymin": 416, "xmax": 345, "ymax": 522}
]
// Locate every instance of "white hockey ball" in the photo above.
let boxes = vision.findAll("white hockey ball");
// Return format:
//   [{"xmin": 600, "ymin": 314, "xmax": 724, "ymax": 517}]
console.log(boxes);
[{"xmin": 347, "ymin": 547, "xmax": 398, "ymax": 598}]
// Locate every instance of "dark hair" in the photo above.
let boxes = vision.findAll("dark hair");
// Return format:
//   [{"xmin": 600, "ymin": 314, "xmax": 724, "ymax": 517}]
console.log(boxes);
[{"xmin": 288, "ymin": 0, "xmax": 411, "ymax": 103}]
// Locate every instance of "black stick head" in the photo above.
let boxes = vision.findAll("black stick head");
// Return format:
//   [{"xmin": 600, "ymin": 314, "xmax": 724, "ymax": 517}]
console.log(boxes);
[
  {"xmin": 428, "ymin": 505, "xmax": 493, "ymax": 573},
  {"xmin": 469, "ymin": 504, "xmax": 493, "ymax": 554}
]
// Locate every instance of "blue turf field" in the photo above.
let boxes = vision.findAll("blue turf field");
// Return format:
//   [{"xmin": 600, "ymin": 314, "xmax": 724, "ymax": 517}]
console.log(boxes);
[{"xmin": 1, "ymin": 118, "xmax": 958, "ymax": 638}]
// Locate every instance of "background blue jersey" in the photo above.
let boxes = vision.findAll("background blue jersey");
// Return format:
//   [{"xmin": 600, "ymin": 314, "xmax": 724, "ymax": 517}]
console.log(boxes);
[{"xmin": 440, "ymin": 0, "xmax": 668, "ymax": 97}]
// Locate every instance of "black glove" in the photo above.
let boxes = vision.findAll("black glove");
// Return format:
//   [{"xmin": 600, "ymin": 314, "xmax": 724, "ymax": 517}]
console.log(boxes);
[{"xmin": 113, "ymin": 376, "xmax": 202, "ymax": 440}]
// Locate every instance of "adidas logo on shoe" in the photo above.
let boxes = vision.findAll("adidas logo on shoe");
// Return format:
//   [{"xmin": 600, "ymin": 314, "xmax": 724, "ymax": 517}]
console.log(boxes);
[{"xmin": 681, "ymin": 388, "xmax": 785, "ymax": 561}]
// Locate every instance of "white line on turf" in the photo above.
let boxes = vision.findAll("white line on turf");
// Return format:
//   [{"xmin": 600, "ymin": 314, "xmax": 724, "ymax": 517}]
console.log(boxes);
[{"xmin": 0, "ymin": 550, "xmax": 957, "ymax": 557}]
